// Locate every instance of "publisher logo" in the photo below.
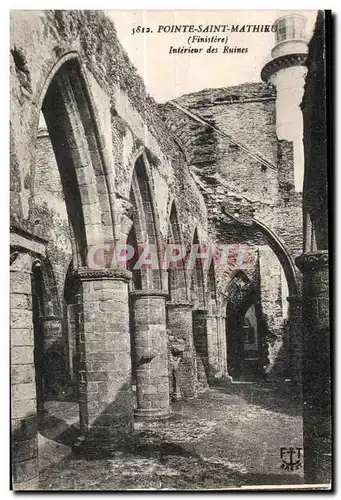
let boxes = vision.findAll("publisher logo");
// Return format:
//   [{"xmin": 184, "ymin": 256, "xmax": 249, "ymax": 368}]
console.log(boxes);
[{"xmin": 280, "ymin": 447, "xmax": 303, "ymax": 471}]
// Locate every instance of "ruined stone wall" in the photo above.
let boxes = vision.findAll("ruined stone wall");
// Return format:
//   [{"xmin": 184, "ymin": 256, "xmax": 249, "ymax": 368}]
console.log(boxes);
[
  {"xmin": 160, "ymin": 82, "xmax": 303, "ymax": 263},
  {"xmin": 10, "ymin": 9, "xmax": 308, "ymax": 489},
  {"xmin": 10, "ymin": 10, "xmax": 213, "ymax": 439},
  {"xmin": 160, "ymin": 82, "xmax": 303, "ymax": 378},
  {"xmin": 10, "ymin": 9, "xmax": 208, "ymax": 262},
  {"xmin": 171, "ymin": 83, "xmax": 279, "ymax": 205},
  {"xmin": 10, "ymin": 12, "xmax": 212, "ymax": 487}
]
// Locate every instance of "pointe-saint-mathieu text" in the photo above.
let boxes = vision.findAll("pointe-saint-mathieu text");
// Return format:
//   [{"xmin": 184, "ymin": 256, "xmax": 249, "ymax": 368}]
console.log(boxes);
[{"xmin": 131, "ymin": 24, "xmax": 277, "ymax": 35}]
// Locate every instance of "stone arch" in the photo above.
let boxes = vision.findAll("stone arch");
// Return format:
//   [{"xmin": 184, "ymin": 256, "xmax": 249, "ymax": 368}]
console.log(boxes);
[
  {"xmin": 11, "ymin": 54, "xmax": 122, "ymax": 489},
  {"xmin": 126, "ymin": 147, "xmax": 150, "ymax": 196},
  {"xmin": 190, "ymin": 227, "xmax": 210, "ymax": 388},
  {"xmin": 127, "ymin": 153, "xmax": 170, "ymax": 419},
  {"xmin": 205, "ymin": 259, "xmax": 223, "ymax": 379},
  {"xmin": 252, "ymin": 218, "xmax": 299, "ymax": 296},
  {"xmin": 165, "ymin": 201, "xmax": 197, "ymax": 401},
  {"xmin": 224, "ymin": 269, "xmax": 262, "ymax": 381},
  {"xmin": 206, "ymin": 259, "xmax": 217, "ymax": 315},
  {"xmin": 224, "ymin": 269, "xmax": 256, "ymax": 311},
  {"xmin": 167, "ymin": 200, "xmax": 188, "ymax": 302},
  {"xmin": 128, "ymin": 153, "xmax": 163, "ymax": 290},
  {"xmin": 33, "ymin": 52, "xmax": 80, "ymax": 113},
  {"xmin": 39, "ymin": 54, "xmax": 115, "ymax": 266},
  {"xmin": 190, "ymin": 227, "xmax": 206, "ymax": 309},
  {"xmin": 33, "ymin": 257, "xmax": 61, "ymax": 316},
  {"xmin": 221, "ymin": 269, "xmax": 254, "ymax": 313}
]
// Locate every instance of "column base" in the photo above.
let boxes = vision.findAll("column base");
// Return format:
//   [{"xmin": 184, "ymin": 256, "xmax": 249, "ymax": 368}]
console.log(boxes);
[{"xmin": 134, "ymin": 407, "xmax": 171, "ymax": 421}]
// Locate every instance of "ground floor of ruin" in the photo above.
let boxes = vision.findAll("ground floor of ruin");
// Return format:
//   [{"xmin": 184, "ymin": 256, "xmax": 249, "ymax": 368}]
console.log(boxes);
[{"xmin": 37, "ymin": 380, "xmax": 303, "ymax": 491}]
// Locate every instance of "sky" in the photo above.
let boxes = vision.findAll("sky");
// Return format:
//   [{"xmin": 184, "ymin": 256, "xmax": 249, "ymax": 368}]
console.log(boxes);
[{"xmin": 106, "ymin": 10, "xmax": 318, "ymax": 103}]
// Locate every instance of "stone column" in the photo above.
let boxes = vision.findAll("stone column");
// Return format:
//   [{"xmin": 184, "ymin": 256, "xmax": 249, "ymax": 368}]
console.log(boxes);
[
  {"xmin": 41, "ymin": 314, "xmax": 66, "ymax": 398},
  {"xmin": 130, "ymin": 290, "xmax": 170, "ymax": 420},
  {"xmin": 206, "ymin": 313, "xmax": 220, "ymax": 378},
  {"xmin": 166, "ymin": 301, "xmax": 197, "ymax": 398},
  {"xmin": 295, "ymin": 251, "xmax": 331, "ymax": 484},
  {"xmin": 192, "ymin": 308, "xmax": 209, "ymax": 389},
  {"xmin": 216, "ymin": 314, "xmax": 228, "ymax": 378},
  {"xmin": 11, "ymin": 254, "xmax": 39, "ymax": 490},
  {"xmin": 74, "ymin": 268, "xmax": 134, "ymax": 453},
  {"xmin": 287, "ymin": 294, "xmax": 303, "ymax": 385}
]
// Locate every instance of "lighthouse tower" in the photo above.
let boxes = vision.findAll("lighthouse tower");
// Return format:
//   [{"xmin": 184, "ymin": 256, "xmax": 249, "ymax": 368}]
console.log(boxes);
[{"xmin": 261, "ymin": 12, "xmax": 308, "ymax": 192}]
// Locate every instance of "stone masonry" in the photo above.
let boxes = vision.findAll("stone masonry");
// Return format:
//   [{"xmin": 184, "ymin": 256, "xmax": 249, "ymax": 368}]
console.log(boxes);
[{"xmin": 9, "ymin": 9, "xmax": 316, "ymax": 490}]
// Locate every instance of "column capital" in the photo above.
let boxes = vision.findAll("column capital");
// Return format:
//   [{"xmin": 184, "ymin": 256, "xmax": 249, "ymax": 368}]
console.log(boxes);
[
  {"xmin": 129, "ymin": 289, "xmax": 168, "ymax": 298},
  {"xmin": 73, "ymin": 267, "xmax": 132, "ymax": 283},
  {"xmin": 166, "ymin": 301, "xmax": 193, "ymax": 309},
  {"xmin": 295, "ymin": 251, "xmax": 329, "ymax": 272}
]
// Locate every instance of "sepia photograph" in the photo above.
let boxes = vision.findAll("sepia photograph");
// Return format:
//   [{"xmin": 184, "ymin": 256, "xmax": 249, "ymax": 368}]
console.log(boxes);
[{"xmin": 9, "ymin": 8, "xmax": 331, "ymax": 491}]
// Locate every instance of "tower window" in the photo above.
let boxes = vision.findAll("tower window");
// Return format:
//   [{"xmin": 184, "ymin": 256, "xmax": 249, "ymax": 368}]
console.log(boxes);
[{"xmin": 275, "ymin": 16, "xmax": 306, "ymax": 43}]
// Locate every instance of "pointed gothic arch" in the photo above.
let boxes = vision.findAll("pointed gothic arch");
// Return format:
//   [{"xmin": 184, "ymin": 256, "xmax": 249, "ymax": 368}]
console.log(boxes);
[
  {"xmin": 207, "ymin": 259, "xmax": 217, "ymax": 316},
  {"xmin": 167, "ymin": 201, "xmax": 188, "ymax": 302},
  {"xmin": 40, "ymin": 54, "xmax": 115, "ymax": 266},
  {"xmin": 252, "ymin": 218, "xmax": 299, "ymax": 296},
  {"xmin": 190, "ymin": 227, "xmax": 206, "ymax": 309},
  {"xmin": 128, "ymin": 153, "xmax": 163, "ymax": 290},
  {"xmin": 224, "ymin": 269, "xmax": 263, "ymax": 381}
]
